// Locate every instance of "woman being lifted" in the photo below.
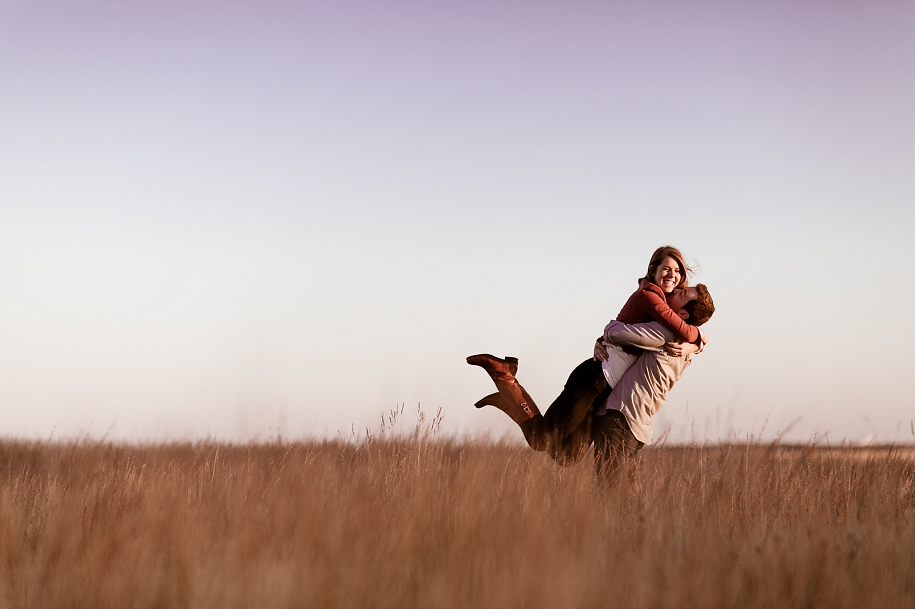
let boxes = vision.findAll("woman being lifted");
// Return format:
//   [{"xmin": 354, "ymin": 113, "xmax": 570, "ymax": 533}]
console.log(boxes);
[{"xmin": 467, "ymin": 245, "xmax": 712, "ymax": 465}]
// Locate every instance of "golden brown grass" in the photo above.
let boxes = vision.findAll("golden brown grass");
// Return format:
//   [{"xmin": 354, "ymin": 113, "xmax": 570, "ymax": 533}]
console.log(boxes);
[{"xmin": 0, "ymin": 431, "xmax": 913, "ymax": 608}]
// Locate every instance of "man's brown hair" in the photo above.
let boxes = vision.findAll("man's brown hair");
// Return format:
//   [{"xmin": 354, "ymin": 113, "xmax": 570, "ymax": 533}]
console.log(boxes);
[
  {"xmin": 683, "ymin": 283, "xmax": 715, "ymax": 326},
  {"xmin": 643, "ymin": 245, "xmax": 693, "ymax": 290}
]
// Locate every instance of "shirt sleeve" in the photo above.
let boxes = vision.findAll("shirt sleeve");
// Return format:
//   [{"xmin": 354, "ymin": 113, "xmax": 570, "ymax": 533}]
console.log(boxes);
[
  {"xmin": 603, "ymin": 320, "xmax": 675, "ymax": 351},
  {"xmin": 637, "ymin": 288, "xmax": 700, "ymax": 343}
]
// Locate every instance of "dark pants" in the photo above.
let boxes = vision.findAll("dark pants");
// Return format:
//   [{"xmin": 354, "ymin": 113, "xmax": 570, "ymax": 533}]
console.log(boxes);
[
  {"xmin": 592, "ymin": 409, "xmax": 644, "ymax": 478},
  {"xmin": 521, "ymin": 359, "xmax": 611, "ymax": 465}
]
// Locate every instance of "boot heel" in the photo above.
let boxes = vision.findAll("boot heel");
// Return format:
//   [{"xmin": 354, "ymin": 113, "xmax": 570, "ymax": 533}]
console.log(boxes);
[
  {"xmin": 474, "ymin": 392, "xmax": 504, "ymax": 409},
  {"xmin": 466, "ymin": 354, "xmax": 518, "ymax": 377}
]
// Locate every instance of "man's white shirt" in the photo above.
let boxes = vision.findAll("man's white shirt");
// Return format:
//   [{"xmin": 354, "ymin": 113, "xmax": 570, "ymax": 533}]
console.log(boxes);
[{"xmin": 599, "ymin": 320, "xmax": 692, "ymax": 445}]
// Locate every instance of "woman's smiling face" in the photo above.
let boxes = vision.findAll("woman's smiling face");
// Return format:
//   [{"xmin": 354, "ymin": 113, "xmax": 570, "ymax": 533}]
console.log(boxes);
[{"xmin": 653, "ymin": 256, "xmax": 682, "ymax": 293}]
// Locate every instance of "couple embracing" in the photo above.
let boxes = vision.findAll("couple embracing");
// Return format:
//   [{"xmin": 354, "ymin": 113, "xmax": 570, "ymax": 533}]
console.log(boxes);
[{"xmin": 467, "ymin": 245, "xmax": 715, "ymax": 475}]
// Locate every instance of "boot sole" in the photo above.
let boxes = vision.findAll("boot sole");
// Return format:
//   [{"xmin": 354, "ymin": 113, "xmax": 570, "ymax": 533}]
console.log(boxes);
[{"xmin": 466, "ymin": 354, "xmax": 518, "ymax": 365}]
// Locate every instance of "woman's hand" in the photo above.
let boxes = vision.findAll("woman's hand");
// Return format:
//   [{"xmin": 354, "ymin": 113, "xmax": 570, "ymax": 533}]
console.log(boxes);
[
  {"xmin": 593, "ymin": 337, "xmax": 609, "ymax": 361},
  {"xmin": 664, "ymin": 341, "xmax": 701, "ymax": 357},
  {"xmin": 698, "ymin": 328, "xmax": 709, "ymax": 345}
]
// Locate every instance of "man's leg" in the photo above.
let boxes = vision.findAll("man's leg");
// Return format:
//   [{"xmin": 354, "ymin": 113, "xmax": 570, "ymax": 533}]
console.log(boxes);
[{"xmin": 592, "ymin": 410, "xmax": 644, "ymax": 480}]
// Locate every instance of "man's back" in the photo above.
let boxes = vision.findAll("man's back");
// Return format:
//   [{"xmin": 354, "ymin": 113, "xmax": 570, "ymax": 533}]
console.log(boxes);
[{"xmin": 597, "ymin": 350, "xmax": 691, "ymax": 445}]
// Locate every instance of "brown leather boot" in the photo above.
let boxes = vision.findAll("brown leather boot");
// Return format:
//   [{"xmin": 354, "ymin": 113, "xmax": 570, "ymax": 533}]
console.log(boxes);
[
  {"xmin": 466, "ymin": 354, "xmax": 540, "ymax": 424},
  {"xmin": 466, "ymin": 353, "xmax": 518, "ymax": 377},
  {"xmin": 475, "ymin": 392, "xmax": 550, "ymax": 451}
]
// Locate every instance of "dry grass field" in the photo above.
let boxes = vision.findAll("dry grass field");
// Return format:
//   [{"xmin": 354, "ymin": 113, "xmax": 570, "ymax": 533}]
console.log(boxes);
[{"xmin": 1, "ymin": 421, "xmax": 913, "ymax": 608}]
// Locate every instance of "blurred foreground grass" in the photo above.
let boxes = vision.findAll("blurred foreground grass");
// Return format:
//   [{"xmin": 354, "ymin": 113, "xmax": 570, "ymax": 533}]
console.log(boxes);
[{"xmin": 0, "ymin": 434, "xmax": 913, "ymax": 608}]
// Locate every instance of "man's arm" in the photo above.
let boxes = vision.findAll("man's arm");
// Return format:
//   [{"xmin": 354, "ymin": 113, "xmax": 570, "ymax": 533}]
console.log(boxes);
[
  {"xmin": 595, "ymin": 320, "xmax": 703, "ymax": 361},
  {"xmin": 603, "ymin": 320, "xmax": 675, "ymax": 351}
]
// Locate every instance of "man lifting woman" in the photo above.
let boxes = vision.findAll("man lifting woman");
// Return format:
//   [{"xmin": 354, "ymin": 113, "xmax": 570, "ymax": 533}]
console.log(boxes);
[{"xmin": 467, "ymin": 245, "xmax": 715, "ymax": 473}]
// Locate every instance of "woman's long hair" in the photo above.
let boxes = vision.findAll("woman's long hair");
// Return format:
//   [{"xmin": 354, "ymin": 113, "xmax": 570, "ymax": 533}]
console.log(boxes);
[{"xmin": 643, "ymin": 245, "xmax": 694, "ymax": 290}]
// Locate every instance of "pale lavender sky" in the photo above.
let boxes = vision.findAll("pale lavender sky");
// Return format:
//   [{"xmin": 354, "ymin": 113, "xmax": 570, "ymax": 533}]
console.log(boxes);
[{"xmin": 2, "ymin": 1, "xmax": 913, "ymax": 443}]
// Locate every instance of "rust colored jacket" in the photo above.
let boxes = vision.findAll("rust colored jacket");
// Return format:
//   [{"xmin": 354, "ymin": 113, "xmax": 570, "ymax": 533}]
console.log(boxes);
[{"xmin": 614, "ymin": 279, "xmax": 700, "ymax": 344}]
